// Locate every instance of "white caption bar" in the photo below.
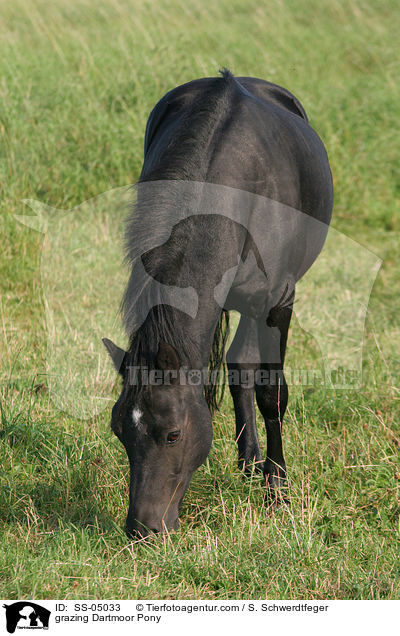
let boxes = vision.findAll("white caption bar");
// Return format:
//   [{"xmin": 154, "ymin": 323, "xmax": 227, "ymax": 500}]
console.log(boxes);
[{"xmin": 1, "ymin": 599, "xmax": 397, "ymax": 635}]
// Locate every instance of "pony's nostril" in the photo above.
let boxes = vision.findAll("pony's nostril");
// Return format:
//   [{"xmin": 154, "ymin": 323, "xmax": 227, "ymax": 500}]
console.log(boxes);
[
  {"xmin": 127, "ymin": 527, "xmax": 150, "ymax": 540},
  {"xmin": 126, "ymin": 519, "xmax": 162, "ymax": 539}
]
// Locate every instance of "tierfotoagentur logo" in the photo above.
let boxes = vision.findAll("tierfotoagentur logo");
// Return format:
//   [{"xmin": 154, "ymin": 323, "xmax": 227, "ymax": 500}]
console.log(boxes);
[
  {"xmin": 2, "ymin": 602, "xmax": 51, "ymax": 633},
  {"xmin": 16, "ymin": 181, "xmax": 382, "ymax": 419}
]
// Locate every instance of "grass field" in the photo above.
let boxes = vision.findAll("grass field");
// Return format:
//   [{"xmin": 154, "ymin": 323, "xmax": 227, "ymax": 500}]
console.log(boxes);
[{"xmin": 1, "ymin": 0, "xmax": 399, "ymax": 599}]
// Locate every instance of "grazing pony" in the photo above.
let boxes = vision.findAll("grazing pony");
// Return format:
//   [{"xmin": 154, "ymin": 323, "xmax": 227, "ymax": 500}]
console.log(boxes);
[{"xmin": 103, "ymin": 70, "xmax": 333, "ymax": 537}]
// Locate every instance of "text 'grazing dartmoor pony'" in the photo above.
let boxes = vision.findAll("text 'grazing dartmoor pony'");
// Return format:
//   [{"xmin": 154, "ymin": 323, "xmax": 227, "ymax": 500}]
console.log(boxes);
[{"xmin": 103, "ymin": 70, "xmax": 333, "ymax": 538}]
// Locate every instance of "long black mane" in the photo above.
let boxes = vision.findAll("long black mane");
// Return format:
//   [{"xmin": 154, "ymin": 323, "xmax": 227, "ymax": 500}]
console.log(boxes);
[
  {"xmin": 122, "ymin": 70, "xmax": 236, "ymax": 411},
  {"xmin": 124, "ymin": 304, "xmax": 229, "ymax": 412}
]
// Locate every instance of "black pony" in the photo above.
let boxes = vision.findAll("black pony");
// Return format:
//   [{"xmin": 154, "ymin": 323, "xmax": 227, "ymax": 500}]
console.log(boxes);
[{"xmin": 103, "ymin": 70, "xmax": 333, "ymax": 538}]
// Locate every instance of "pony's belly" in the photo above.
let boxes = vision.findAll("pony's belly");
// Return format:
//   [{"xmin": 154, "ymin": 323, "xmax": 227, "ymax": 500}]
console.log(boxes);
[
  {"xmin": 223, "ymin": 285, "xmax": 269, "ymax": 318},
  {"xmin": 223, "ymin": 259, "xmax": 272, "ymax": 317},
  {"xmin": 222, "ymin": 252, "xmax": 296, "ymax": 319}
]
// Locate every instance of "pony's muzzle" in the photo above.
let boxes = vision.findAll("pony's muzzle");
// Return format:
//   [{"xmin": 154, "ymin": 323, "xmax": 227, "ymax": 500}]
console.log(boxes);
[{"xmin": 126, "ymin": 516, "xmax": 179, "ymax": 539}]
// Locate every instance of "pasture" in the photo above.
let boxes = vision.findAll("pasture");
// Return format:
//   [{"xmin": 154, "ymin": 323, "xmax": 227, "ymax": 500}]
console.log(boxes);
[{"xmin": 0, "ymin": 0, "xmax": 399, "ymax": 599}]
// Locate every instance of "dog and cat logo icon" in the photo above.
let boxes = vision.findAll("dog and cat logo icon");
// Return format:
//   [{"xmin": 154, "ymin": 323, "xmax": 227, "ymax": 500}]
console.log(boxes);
[{"xmin": 2, "ymin": 602, "xmax": 51, "ymax": 633}]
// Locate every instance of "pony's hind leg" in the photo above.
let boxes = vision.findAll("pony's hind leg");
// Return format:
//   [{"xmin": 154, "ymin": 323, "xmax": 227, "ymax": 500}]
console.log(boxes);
[
  {"xmin": 256, "ymin": 302, "xmax": 293, "ymax": 502},
  {"xmin": 226, "ymin": 315, "xmax": 263, "ymax": 474},
  {"xmin": 255, "ymin": 367, "xmax": 288, "ymax": 500}
]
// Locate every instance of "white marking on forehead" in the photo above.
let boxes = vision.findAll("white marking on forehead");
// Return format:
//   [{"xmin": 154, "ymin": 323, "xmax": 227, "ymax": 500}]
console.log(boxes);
[{"xmin": 132, "ymin": 407, "xmax": 143, "ymax": 428}]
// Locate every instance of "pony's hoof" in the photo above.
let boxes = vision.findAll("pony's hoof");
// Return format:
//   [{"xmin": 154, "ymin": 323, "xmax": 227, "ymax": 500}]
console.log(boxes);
[
  {"xmin": 264, "ymin": 464, "xmax": 288, "ymax": 507},
  {"xmin": 239, "ymin": 458, "xmax": 265, "ymax": 476}
]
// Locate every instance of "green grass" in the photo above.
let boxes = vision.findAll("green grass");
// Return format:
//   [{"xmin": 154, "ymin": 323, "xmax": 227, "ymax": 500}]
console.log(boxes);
[{"xmin": 1, "ymin": 0, "xmax": 399, "ymax": 599}]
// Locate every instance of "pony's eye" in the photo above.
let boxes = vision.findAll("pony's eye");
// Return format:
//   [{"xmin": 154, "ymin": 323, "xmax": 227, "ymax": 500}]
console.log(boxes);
[{"xmin": 166, "ymin": 430, "xmax": 181, "ymax": 445}]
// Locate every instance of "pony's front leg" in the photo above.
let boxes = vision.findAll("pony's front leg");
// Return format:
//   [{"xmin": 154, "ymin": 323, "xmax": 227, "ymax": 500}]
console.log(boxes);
[
  {"xmin": 228, "ymin": 362, "xmax": 264, "ymax": 474},
  {"xmin": 226, "ymin": 315, "xmax": 263, "ymax": 474}
]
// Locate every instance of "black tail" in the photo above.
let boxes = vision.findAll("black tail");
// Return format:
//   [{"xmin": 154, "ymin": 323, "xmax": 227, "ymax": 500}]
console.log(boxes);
[{"xmin": 205, "ymin": 309, "xmax": 230, "ymax": 413}]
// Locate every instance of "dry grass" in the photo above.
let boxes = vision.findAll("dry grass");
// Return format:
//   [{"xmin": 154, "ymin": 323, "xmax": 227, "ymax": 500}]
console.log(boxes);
[{"xmin": 0, "ymin": 0, "xmax": 399, "ymax": 599}]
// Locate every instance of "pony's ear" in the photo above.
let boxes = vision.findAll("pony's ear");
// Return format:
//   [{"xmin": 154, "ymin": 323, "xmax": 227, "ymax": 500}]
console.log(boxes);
[
  {"xmin": 156, "ymin": 342, "xmax": 180, "ymax": 371},
  {"xmin": 102, "ymin": 338, "xmax": 127, "ymax": 374}
]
